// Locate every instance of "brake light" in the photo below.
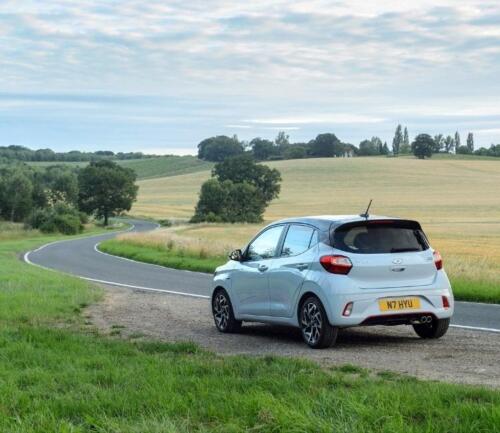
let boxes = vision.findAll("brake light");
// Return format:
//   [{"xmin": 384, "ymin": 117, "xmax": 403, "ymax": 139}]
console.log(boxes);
[
  {"xmin": 433, "ymin": 250, "xmax": 443, "ymax": 270},
  {"xmin": 442, "ymin": 296, "xmax": 450, "ymax": 309},
  {"xmin": 320, "ymin": 255, "xmax": 353, "ymax": 274}
]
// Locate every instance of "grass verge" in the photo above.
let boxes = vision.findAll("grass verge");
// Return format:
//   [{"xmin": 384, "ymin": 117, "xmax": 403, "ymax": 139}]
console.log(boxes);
[{"xmin": 2, "ymin": 227, "xmax": 500, "ymax": 432}]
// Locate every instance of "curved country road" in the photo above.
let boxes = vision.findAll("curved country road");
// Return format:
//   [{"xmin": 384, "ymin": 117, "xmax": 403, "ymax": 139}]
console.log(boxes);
[{"xmin": 24, "ymin": 219, "xmax": 500, "ymax": 333}]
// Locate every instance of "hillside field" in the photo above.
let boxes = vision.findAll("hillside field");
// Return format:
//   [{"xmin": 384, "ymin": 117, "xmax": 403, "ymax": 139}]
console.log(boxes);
[
  {"xmin": 132, "ymin": 157, "xmax": 500, "ymax": 300},
  {"xmin": 27, "ymin": 155, "xmax": 212, "ymax": 180}
]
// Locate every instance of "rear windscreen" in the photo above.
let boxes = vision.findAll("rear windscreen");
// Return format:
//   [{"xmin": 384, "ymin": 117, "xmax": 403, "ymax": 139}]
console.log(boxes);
[{"xmin": 332, "ymin": 220, "xmax": 429, "ymax": 254}]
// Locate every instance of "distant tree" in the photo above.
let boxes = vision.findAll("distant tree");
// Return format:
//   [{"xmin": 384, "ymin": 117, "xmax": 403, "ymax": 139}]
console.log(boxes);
[
  {"xmin": 456, "ymin": 145, "xmax": 472, "ymax": 155},
  {"xmin": 412, "ymin": 134, "xmax": 434, "ymax": 159},
  {"xmin": 358, "ymin": 139, "xmax": 379, "ymax": 156},
  {"xmin": 192, "ymin": 155, "xmax": 281, "ymax": 223},
  {"xmin": 444, "ymin": 135, "xmax": 455, "ymax": 153},
  {"xmin": 392, "ymin": 125, "xmax": 403, "ymax": 155},
  {"xmin": 382, "ymin": 141, "xmax": 390, "ymax": 155},
  {"xmin": 283, "ymin": 145, "xmax": 306, "ymax": 159},
  {"xmin": 433, "ymin": 134, "xmax": 444, "ymax": 153},
  {"xmin": 0, "ymin": 167, "xmax": 33, "ymax": 221},
  {"xmin": 454, "ymin": 131, "xmax": 461, "ymax": 152},
  {"xmin": 197, "ymin": 135, "xmax": 244, "ymax": 162},
  {"xmin": 213, "ymin": 154, "xmax": 281, "ymax": 204},
  {"xmin": 467, "ymin": 132, "xmax": 474, "ymax": 152},
  {"xmin": 275, "ymin": 131, "xmax": 290, "ymax": 150},
  {"xmin": 43, "ymin": 166, "xmax": 79, "ymax": 205},
  {"xmin": 400, "ymin": 127, "xmax": 411, "ymax": 154},
  {"xmin": 310, "ymin": 133, "xmax": 343, "ymax": 157},
  {"xmin": 250, "ymin": 138, "xmax": 276, "ymax": 161},
  {"xmin": 78, "ymin": 160, "xmax": 138, "ymax": 225}
]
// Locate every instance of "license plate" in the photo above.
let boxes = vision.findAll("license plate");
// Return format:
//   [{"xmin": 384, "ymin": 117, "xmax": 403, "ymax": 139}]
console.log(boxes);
[{"xmin": 379, "ymin": 297, "xmax": 421, "ymax": 311}]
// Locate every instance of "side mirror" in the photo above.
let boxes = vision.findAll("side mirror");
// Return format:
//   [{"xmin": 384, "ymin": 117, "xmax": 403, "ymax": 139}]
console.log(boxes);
[{"xmin": 229, "ymin": 249, "xmax": 243, "ymax": 262}]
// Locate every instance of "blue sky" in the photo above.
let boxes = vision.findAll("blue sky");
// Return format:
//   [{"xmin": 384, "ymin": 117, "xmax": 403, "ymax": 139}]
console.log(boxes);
[{"xmin": 1, "ymin": 0, "xmax": 500, "ymax": 154}]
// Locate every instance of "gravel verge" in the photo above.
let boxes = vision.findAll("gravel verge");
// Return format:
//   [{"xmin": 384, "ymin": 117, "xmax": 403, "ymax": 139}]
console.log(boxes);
[{"xmin": 86, "ymin": 284, "xmax": 500, "ymax": 388}]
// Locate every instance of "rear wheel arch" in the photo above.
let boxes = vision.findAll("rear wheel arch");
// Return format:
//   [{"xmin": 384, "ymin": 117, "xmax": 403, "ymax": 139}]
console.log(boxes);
[{"xmin": 297, "ymin": 291, "xmax": 333, "ymax": 325}]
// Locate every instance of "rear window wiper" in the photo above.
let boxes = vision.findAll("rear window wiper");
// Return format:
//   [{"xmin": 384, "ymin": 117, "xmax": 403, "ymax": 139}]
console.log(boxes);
[{"xmin": 390, "ymin": 247, "xmax": 421, "ymax": 253}]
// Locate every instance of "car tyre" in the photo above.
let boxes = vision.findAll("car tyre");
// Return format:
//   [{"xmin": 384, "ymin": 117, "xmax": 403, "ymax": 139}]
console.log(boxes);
[
  {"xmin": 212, "ymin": 289, "xmax": 242, "ymax": 333},
  {"xmin": 413, "ymin": 317, "xmax": 450, "ymax": 339},
  {"xmin": 300, "ymin": 296, "xmax": 338, "ymax": 349}
]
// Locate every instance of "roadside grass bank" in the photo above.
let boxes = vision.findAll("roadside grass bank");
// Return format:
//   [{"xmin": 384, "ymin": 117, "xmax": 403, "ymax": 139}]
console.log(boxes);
[
  {"xmin": 1, "ymin": 227, "xmax": 500, "ymax": 432},
  {"xmin": 101, "ymin": 225, "xmax": 500, "ymax": 304}
]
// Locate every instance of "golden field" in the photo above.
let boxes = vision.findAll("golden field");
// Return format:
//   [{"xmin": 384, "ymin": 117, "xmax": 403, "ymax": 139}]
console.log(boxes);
[{"xmin": 130, "ymin": 157, "xmax": 500, "ymax": 293}]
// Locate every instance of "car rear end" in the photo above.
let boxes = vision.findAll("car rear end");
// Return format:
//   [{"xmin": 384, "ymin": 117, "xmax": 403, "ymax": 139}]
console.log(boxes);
[{"xmin": 317, "ymin": 218, "xmax": 454, "ymax": 328}]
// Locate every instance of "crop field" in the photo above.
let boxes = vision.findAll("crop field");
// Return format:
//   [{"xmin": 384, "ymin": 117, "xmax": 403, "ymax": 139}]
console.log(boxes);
[
  {"xmin": 131, "ymin": 156, "xmax": 500, "ymax": 302},
  {"xmin": 27, "ymin": 155, "xmax": 212, "ymax": 180}
]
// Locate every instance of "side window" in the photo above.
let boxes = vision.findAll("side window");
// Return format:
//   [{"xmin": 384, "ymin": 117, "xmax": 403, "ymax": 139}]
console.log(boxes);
[
  {"xmin": 281, "ymin": 225, "xmax": 315, "ymax": 257},
  {"xmin": 247, "ymin": 225, "xmax": 284, "ymax": 261}
]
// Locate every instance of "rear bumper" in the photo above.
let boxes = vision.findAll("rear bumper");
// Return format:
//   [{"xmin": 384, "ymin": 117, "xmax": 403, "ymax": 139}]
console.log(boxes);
[{"xmin": 325, "ymin": 287, "xmax": 454, "ymax": 327}]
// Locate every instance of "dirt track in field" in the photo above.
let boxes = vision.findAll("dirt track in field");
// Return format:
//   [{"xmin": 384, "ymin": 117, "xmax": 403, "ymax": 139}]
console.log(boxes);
[{"xmin": 87, "ymin": 284, "xmax": 500, "ymax": 388}]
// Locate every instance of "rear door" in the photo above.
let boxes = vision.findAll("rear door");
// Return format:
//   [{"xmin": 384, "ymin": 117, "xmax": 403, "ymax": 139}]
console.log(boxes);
[
  {"xmin": 332, "ymin": 220, "xmax": 436, "ymax": 289},
  {"xmin": 231, "ymin": 225, "xmax": 285, "ymax": 316},
  {"xmin": 268, "ymin": 224, "xmax": 318, "ymax": 317}
]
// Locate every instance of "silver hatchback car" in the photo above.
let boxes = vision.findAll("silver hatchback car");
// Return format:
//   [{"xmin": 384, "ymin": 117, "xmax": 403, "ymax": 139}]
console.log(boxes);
[{"xmin": 211, "ymin": 215, "xmax": 454, "ymax": 348}]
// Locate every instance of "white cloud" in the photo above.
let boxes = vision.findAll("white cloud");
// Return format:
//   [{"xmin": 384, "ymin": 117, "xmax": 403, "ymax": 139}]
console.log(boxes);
[{"xmin": 0, "ymin": 1, "xmax": 499, "ymax": 149}]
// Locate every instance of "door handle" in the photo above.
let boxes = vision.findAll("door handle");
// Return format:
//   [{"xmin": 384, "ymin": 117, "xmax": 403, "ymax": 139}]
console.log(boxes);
[
  {"xmin": 295, "ymin": 263, "xmax": 308, "ymax": 271},
  {"xmin": 258, "ymin": 264, "xmax": 268, "ymax": 272}
]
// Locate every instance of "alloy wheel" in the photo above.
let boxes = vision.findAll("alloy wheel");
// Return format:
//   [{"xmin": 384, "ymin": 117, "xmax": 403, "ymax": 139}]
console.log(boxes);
[
  {"xmin": 301, "ymin": 301, "xmax": 323, "ymax": 345},
  {"xmin": 213, "ymin": 293, "xmax": 230, "ymax": 331}
]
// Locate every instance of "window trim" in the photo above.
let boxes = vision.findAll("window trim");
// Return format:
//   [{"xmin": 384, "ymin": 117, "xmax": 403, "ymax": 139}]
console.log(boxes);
[
  {"xmin": 243, "ymin": 224, "xmax": 287, "ymax": 262},
  {"xmin": 278, "ymin": 223, "xmax": 318, "ymax": 258}
]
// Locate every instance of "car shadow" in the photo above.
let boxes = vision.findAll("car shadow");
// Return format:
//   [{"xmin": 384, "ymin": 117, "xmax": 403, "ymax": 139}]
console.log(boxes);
[{"xmin": 237, "ymin": 323, "xmax": 418, "ymax": 348}]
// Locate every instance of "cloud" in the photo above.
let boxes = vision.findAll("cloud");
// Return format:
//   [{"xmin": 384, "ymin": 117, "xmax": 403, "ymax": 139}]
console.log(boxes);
[{"xmin": 0, "ymin": 1, "xmax": 499, "ymax": 150}]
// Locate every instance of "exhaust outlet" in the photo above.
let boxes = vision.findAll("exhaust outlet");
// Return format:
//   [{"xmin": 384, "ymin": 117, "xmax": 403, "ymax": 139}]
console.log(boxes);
[{"xmin": 420, "ymin": 316, "xmax": 433, "ymax": 324}]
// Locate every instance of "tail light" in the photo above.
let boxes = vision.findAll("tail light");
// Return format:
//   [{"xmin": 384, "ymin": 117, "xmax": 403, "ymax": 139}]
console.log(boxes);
[
  {"xmin": 320, "ymin": 255, "xmax": 353, "ymax": 275},
  {"xmin": 442, "ymin": 296, "xmax": 450, "ymax": 309},
  {"xmin": 433, "ymin": 250, "xmax": 443, "ymax": 270}
]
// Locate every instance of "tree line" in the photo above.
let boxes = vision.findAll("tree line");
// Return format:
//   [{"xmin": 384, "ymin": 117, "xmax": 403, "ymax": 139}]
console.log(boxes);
[
  {"xmin": 197, "ymin": 128, "xmax": 500, "ymax": 162},
  {"xmin": 0, "ymin": 160, "xmax": 137, "ymax": 233},
  {"xmin": 0, "ymin": 145, "xmax": 157, "ymax": 163}
]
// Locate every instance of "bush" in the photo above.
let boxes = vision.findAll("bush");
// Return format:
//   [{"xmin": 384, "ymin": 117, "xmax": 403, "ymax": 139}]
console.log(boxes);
[
  {"xmin": 456, "ymin": 145, "xmax": 472, "ymax": 155},
  {"xmin": 28, "ymin": 203, "xmax": 84, "ymax": 235},
  {"xmin": 158, "ymin": 219, "xmax": 172, "ymax": 227}
]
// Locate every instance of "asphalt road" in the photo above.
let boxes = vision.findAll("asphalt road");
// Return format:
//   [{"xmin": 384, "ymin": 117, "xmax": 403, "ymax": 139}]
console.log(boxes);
[{"xmin": 24, "ymin": 219, "xmax": 500, "ymax": 333}]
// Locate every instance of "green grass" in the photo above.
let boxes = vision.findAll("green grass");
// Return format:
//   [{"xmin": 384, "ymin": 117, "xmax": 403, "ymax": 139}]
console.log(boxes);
[
  {"xmin": 99, "ymin": 238, "xmax": 224, "ymax": 273},
  {"xmin": 117, "ymin": 155, "xmax": 213, "ymax": 179},
  {"xmin": 27, "ymin": 156, "xmax": 212, "ymax": 180},
  {"xmin": 1, "ymin": 228, "xmax": 500, "ymax": 432}
]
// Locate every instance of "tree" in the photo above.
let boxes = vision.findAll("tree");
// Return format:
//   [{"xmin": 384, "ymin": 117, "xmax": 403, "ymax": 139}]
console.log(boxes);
[
  {"xmin": 284, "ymin": 145, "xmax": 306, "ymax": 159},
  {"xmin": 467, "ymin": 132, "xmax": 474, "ymax": 152},
  {"xmin": 454, "ymin": 131, "xmax": 461, "ymax": 152},
  {"xmin": 78, "ymin": 160, "xmax": 138, "ymax": 225},
  {"xmin": 444, "ymin": 135, "xmax": 455, "ymax": 153},
  {"xmin": 400, "ymin": 127, "xmax": 411, "ymax": 154},
  {"xmin": 310, "ymin": 133, "xmax": 343, "ymax": 157},
  {"xmin": 275, "ymin": 131, "xmax": 290, "ymax": 150},
  {"xmin": 0, "ymin": 167, "xmax": 33, "ymax": 221},
  {"xmin": 250, "ymin": 138, "xmax": 276, "ymax": 161},
  {"xmin": 382, "ymin": 142, "xmax": 390, "ymax": 155},
  {"xmin": 197, "ymin": 135, "xmax": 244, "ymax": 162},
  {"xmin": 192, "ymin": 154, "xmax": 281, "ymax": 223},
  {"xmin": 411, "ymin": 134, "xmax": 434, "ymax": 159},
  {"xmin": 433, "ymin": 134, "xmax": 444, "ymax": 153},
  {"xmin": 212, "ymin": 154, "xmax": 281, "ymax": 204},
  {"xmin": 43, "ymin": 165, "xmax": 79, "ymax": 205},
  {"xmin": 392, "ymin": 125, "xmax": 403, "ymax": 155},
  {"xmin": 358, "ymin": 139, "xmax": 379, "ymax": 156},
  {"xmin": 456, "ymin": 145, "xmax": 472, "ymax": 155}
]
